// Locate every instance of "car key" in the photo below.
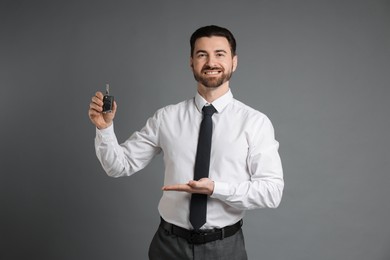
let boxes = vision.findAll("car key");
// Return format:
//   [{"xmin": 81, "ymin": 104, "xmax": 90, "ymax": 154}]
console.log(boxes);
[{"xmin": 102, "ymin": 83, "xmax": 114, "ymax": 113}]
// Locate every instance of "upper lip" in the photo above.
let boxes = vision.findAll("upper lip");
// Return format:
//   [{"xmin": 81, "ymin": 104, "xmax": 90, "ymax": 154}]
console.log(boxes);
[{"xmin": 202, "ymin": 67, "xmax": 222, "ymax": 74}]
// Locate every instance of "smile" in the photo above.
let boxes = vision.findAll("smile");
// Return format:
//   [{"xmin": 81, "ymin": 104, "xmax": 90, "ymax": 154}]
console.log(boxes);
[{"xmin": 203, "ymin": 70, "xmax": 222, "ymax": 75}]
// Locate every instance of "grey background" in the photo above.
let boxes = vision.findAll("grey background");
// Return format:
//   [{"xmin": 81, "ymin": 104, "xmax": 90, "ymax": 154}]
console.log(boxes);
[{"xmin": 1, "ymin": 0, "xmax": 389, "ymax": 259}]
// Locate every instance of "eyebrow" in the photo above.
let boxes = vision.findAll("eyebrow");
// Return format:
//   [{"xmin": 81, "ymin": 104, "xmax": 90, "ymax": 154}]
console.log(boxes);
[
  {"xmin": 195, "ymin": 49, "xmax": 228, "ymax": 54},
  {"xmin": 195, "ymin": 50, "xmax": 208, "ymax": 55}
]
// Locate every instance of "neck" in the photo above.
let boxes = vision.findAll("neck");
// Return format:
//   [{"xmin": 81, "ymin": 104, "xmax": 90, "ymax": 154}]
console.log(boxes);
[{"xmin": 197, "ymin": 82, "xmax": 230, "ymax": 103}]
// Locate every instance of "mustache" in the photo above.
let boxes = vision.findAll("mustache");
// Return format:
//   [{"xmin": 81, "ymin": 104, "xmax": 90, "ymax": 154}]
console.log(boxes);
[{"xmin": 201, "ymin": 65, "xmax": 223, "ymax": 71}]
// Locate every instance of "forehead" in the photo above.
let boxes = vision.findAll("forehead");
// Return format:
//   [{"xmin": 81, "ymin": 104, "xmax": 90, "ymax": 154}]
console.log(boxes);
[{"xmin": 194, "ymin": 36, "xmax": 231, "ymax": 53}]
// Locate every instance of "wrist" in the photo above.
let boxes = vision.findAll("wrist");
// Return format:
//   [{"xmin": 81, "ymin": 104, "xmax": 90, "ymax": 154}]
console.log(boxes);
[
  {"xmin": 209, "ymin": 181, "xmax": 215, "ymax": 195},
  {"xmin": 97, "ymin": 121, "xmax": 113, "ymax": 130}
]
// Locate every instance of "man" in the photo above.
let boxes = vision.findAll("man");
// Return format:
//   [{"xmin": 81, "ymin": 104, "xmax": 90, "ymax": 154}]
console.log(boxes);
[{"xmin": 88, "ymin": 25, "xmax": 284, "ymax": 260}]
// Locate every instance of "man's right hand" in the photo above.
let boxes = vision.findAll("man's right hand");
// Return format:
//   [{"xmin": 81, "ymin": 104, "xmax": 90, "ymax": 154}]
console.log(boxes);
[{"xmin": 88, "ymin": 91, "xmax": 117, "ymax": 129}]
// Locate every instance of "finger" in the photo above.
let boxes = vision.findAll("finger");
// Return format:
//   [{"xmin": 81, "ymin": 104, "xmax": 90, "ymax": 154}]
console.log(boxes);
[
  {"xmin": 95, "ymin": 91, "xmax": 104, "ymax": 99},
  {"xmin": 112, "ymin": 100, "xmax": 118, "ymax": 113},
  {"xmin": 188, "ymin": 179, "xmax": 214, "ymax": 195},
  {"xmin": 162, "ymin": 183, "xmax": 192, "ymax": 192},
  {"xmin": 89, "ymin": 102, "xmax": 103, "ymax": 112},
  {"xmin": 88, "ymin": 107, "xmax": 102, "ymax": 118},
  {"xmin": 88, "ymin": 108, "xmax": 101, "ymax": 122},
  {"xmin": 162, "ymin": 184, "xmax": 187, "ymax": 190},
  {"xmin": 188, "ymin": 180, "xmax": 198, "ymax": 188},
  {"xmin": 188, "ymin": 180, "xmax": 207, "ymax": 189},
  {"xmin": 92, "ymin": 96, "xmax": 103, "ymax": 106}
]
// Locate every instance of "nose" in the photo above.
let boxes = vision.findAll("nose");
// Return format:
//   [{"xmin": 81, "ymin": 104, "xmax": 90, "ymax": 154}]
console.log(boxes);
[{"xmin": 205, "ymin": 55, "xmax": 217, "ymax": 67}]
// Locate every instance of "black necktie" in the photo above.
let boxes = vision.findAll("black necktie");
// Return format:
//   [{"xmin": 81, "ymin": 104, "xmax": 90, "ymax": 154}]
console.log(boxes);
[{"xmin": 190, "ymin": 105, "xmax": 217, "ymax": 230}]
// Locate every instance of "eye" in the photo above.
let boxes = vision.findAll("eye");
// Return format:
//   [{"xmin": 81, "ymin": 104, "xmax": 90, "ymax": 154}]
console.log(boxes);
[{"xmin": 197, "ymin": 53, "xmax": 207, "ymax": 58}]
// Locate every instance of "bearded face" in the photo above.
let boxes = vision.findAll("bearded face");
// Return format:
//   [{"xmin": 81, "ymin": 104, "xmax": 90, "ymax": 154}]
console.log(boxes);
[{"xmin": 191, "ymin": 36, "xmax": 237, "ymax": 90}]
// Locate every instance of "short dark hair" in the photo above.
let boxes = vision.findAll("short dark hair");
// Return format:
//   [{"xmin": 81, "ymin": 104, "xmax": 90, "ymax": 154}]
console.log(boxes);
[{"xmin": 190, "ymin": 25, "xmax": 237, "ymax": 57}]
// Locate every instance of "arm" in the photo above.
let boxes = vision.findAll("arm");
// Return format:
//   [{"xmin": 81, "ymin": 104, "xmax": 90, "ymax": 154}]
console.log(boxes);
[
  {"xmin": 89, "ymin": 92, "xmax": 161, "ymax": 177},
  {"xmin": 212, "ymin": 116, "xmax": 284, "ymax": 209}
]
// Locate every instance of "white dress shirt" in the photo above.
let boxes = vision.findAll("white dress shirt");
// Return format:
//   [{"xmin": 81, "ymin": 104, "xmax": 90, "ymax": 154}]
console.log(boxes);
[{"xmin": 95, "ymin": 89, "xmax": 284, "ymax": 229}]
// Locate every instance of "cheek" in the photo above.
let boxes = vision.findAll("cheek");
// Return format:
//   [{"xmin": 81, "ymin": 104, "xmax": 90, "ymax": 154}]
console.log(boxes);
[
  {"xmin": 192, "ymin": 62, "xmax": 204, "ymax": 72},
  {"xmin": 222, "ymin": 62, "xmax": 233, "ymax": 71}
]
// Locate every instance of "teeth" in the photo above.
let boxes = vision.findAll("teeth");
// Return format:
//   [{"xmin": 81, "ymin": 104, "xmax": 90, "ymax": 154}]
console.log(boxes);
[{"xmin": 205, "ymin": 71, "xmax": 220, "ymax": 75}]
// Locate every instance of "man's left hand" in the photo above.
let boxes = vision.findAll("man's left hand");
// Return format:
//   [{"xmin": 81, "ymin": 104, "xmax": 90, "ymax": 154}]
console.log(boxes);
[{"xmin": 162, "ymin": 178, "xmax": 214, "ymax": 195}]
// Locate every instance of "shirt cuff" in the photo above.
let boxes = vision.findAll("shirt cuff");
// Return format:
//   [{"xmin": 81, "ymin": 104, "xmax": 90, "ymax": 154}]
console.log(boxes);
[
  {"xmin": 210, "ymin": 181, "xmax": 231, "ymax": 200},
  {"xmin": 96, "ymin": 124, "xmax": 116, "ymax": 142}
]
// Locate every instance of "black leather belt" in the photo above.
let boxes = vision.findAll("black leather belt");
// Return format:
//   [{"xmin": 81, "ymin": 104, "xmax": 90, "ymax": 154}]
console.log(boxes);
[{"xmin": 160, "ymin": 218, "xmax": 243, "ymax": 244}]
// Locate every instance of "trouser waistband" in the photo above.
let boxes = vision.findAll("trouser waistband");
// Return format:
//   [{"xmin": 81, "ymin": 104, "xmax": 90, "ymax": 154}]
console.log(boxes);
[{"xmin": 160, "ymin": 218, "xmax": 243, "ymax": 244}]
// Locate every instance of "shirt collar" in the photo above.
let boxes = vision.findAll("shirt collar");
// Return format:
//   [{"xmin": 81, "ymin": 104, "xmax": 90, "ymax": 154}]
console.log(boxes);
[{"xmin": 195, "ymin": 89, "xmax": 233, "ymax": 113}]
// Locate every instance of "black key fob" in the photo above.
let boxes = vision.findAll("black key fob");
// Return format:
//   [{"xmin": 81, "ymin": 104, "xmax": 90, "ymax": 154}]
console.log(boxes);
[
  {"xmin": 103, "ymin": 95, "xmax": 114, "ymax": 113},
  {"xmin": 102, "ymin": 84, "xmax": 114, "ymax": 113}
]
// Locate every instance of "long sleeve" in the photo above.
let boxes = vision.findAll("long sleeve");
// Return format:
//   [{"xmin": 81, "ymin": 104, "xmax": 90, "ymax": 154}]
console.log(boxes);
[
  {"xmin": 95, "ymin": 112, "xmax": 162, "ymax": 178},
  {"xmin": 211, "ymin": 115, "xmax": 284, "ymax": 210}
]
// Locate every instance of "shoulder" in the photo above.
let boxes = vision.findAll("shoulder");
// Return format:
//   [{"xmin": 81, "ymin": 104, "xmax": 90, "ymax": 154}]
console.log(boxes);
[
  {"xmin": 230, "ymin": 98, "xmax": 269, "ymax": 121},
  {"xmin": 228, "ymin": 98, "xmax": 276, "ymax": 135},
  {"xmin": 162, "ymin": 98, "xmax": 193, "ymax": 112},
  {"xmin": 152, "ymin": 98, "xmax": 194, "ymax": 119},
  {"xmin": 229, "ymin": 99, "xmax": 277, "ymax": 144}
]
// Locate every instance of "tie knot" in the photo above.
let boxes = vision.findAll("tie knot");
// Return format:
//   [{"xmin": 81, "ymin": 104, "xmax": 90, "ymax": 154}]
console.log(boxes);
[{"xmin": 202, "ymin": 105, "xmax": 217, "ymax": 116}]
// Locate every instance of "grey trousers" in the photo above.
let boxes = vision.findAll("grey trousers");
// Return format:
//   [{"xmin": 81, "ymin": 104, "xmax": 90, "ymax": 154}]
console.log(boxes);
[{"xmin": 148, "ymin": 223, "xmax": 248, "ymax": 260}]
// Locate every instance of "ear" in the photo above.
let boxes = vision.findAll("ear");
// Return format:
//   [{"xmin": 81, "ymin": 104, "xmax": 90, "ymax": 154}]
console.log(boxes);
[
  {"xmin": 232, "ymin": 55, "xmax": 238, "ymax": 72},
  {"xmin": 190, "ymin": 56, "xmax": 194, "ymax": 69}
]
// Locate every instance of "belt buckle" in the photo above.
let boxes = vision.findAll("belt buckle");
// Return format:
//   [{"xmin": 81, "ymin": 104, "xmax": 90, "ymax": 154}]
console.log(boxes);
[{"xmin": 189, "ymin": 230, "xmax": 206, "ymax": 244}]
